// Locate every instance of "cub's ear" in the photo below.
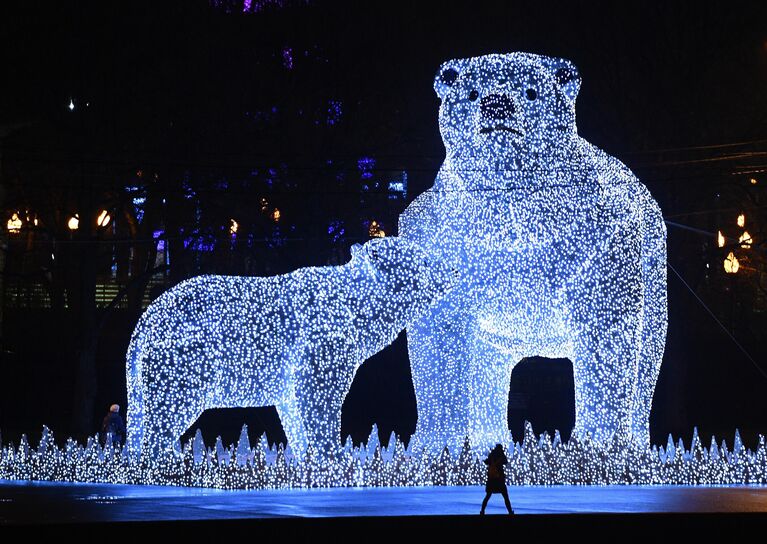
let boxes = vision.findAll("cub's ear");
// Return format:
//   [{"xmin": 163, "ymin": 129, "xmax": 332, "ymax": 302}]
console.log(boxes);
[
  {"xmin": 349, "ymin": 243, "xmax": 364, "ymax": 259},
  {"xmin": 544, "ymin": 57, "xmax": 581, "ymax": 106},
  {"xmin": 434, "ymin": 58, "xmax": 468, "ymax": 100}
]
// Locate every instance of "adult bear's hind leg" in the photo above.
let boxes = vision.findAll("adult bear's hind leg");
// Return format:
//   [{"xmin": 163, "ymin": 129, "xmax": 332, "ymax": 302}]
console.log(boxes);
[
  {"xmin": 631, "ymin": 200, "xmax": 668, "ymax": 447},
  {"xmin": 571, "ymin": 321, "xmax": 640, "ymax": 444}
]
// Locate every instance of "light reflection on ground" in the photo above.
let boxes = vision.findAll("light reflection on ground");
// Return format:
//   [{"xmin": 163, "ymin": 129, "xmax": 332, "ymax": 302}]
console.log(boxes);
[{"xmin": 1, "ymin": 480, "xmax": 766, "ymax": 524}]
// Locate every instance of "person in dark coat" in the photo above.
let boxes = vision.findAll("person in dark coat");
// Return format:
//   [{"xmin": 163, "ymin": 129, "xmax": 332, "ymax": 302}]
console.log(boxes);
[
  {"xmin": 480, "ymin": 443, "xmax": 514, "ymax": 514},
  {"xmin": 101, "ymin": 404, "xmax": 126, "ymax": 447}
]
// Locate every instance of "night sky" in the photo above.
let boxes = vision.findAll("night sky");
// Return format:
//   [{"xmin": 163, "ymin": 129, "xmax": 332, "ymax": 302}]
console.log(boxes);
[{"xmin": 1, "ymin": 1, "xmax": 766, "ymax": 450}]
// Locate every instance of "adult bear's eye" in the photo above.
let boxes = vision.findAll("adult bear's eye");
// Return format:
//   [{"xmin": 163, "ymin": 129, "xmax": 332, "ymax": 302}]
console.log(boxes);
[
  {"xmin": 526, "ymin": 88, "xmax": 537, "ymax": 101},
  {"xmin": 469, "ymin": 90, "xmax": 479, "ymax": 101}
]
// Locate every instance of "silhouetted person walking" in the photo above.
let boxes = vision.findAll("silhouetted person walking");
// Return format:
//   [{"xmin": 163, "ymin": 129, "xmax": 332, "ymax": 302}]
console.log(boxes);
[
  {"xmin": 101, "ymin": 404, "xmax": 125, "ymax": 447},
  {"xmin": 480, "ymin": 443, "xmax": 514, "ymax": 515}
]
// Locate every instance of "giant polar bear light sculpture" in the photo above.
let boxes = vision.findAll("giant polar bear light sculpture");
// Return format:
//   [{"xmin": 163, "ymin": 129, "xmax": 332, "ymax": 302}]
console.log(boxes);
[
  {"xmin": 126, "ymin": 236, "xmax": 455, "ymax": 459},
  {"xmin": 399, "ymin": 52, "xmax": 667, "ymax": 453}
]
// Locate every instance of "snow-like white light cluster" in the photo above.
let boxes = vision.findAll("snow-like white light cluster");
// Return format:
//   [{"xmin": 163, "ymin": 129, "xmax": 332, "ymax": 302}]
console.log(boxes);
[
  {"xmin": 126, "ymin": 236, "xmax": 456, "ymax": 460},
  {"xmin": 399, "ymin": 52, "xmax": 667, "ymax": 453},
  {"xmin": 2, "ymin": 425, "xmax": 765, "ymax": 488}
]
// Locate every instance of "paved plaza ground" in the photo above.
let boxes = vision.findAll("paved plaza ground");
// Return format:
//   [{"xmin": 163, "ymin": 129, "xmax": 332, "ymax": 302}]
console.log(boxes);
[{"xmin": 1, "ymin": 480, "xmax": 766, "ymax": 537}]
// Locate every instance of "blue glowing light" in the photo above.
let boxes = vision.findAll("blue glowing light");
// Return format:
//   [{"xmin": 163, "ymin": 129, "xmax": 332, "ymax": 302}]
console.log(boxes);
[
  {"xmin": 327, "ymin": 100, "xmax": 342, "ymax": 126},
  {"xmin": 327, "ymin": 220, "xmax": 345, "ymax": 242},
  {"xmin": 127, "ymin": 184, "xmax": 147, "ymax": 223},
  {"xmin": 282, "ymin": 47, "xmax": 293, "ymax": 70},
  {"xmin": 0, "ymin": 53, "xmax": 751, "ymax": 491},
  {"xmin": 388, "ymin": 172, "xmax": 408, "ymax": 199},
  {"xmin": 182, "ymin": 179, "xmax": 196, "ymax": 200},
  {"xmin": 126, "ymin": 51, "xmax": 667, "ymax": 461},
  {"xmin": 184, "ymin": 232, "xmax": 216, "ymax": 252},
  {"xmin": 357, "ymin": 157, "xmax": 375, "ymax": 180},
  {"xmin": 152, "ymin": 230, "xmax": 165, "ymax": 252}
]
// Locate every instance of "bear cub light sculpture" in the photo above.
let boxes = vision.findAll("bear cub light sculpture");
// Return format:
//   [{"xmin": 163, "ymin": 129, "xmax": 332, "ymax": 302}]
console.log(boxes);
[{"xmin": 126, "ymin": 236, "xmax": 456, "ymax": 459}]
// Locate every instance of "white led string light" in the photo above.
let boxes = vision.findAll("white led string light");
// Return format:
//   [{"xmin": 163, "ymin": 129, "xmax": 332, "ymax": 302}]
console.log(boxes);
[
  {"xmin": 1, "ymin": 52, "xmax": 760, "ymax": 489},
  {"xmin": 125, "ymin": 236, "xmax": 455, "ymax": 460},
  {"xmin": 1, "ymin": 423, "xmax": 765, "ymax": 487},
  {"xmin": 400, "ymin": 52, "xmax": 667, "ymax": 454}
]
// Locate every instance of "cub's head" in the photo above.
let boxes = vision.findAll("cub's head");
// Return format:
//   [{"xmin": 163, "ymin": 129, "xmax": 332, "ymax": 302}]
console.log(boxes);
[
  {"xmin": 434, "ymin": 52, "xmax": 581, "ymax": 183},
  {"xmin": 350, "ymin": 236, "xmax": 457, "ymax": 307}
]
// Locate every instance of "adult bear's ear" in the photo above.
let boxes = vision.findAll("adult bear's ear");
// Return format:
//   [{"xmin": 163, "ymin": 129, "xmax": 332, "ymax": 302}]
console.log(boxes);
[
  {"xmin": 434, "ymin": 58, "xmax": 467, "ymax": 100},
  {"xmin": 544, "ymin": 57, "xmax": 581, "ymax": 106}
]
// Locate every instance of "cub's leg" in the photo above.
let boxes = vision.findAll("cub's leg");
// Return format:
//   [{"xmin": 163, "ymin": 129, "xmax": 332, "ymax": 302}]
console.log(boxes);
[
  {"xmin": 275, "ymin": 378, "xmax": 308, "ymax": 455},
  {"xmin": 294, "ymin": 335, "xmax": 357, "ymax": 457}
]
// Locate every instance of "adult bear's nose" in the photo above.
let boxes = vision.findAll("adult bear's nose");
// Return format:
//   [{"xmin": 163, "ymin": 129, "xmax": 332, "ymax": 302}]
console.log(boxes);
[{"xmin": 480, "ymin": 93, "xmax": 515, "ymax": 120}]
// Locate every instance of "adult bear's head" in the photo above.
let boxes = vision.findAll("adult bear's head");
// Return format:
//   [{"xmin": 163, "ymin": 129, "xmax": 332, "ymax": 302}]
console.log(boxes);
[{"xmin": 433, "ymin": 52, "xmax": 581, "ymax": 185}]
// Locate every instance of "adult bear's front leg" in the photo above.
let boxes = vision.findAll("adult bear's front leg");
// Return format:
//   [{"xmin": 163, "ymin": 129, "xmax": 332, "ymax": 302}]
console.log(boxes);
[
  {"xmin": 466, "ymin": 331, "xmax": 518, "ymax": 454},
  {"xmin": 569, "ymin": 221, "xmax": 643, "ymax": 445}
]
